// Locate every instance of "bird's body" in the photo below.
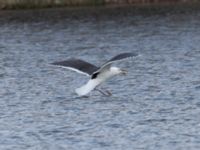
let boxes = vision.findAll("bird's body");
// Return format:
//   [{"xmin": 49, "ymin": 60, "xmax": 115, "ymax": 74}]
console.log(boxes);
[
  {"xmin": 75, "ymin": 67, "xmax": 122, "ymax": 96},
  {"xmin": 51, "ymin": 52, "xmax": 138, "ymax": 96}
]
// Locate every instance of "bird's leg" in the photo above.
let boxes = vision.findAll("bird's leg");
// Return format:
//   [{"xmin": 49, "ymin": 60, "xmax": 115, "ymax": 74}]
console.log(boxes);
[
  {"xmin": 95, "ymin": 87, "xmax": 112, "ymax": 96},
  {"xmin": 103, "ymin": 88, "xmax": 112, "ymax": 96},
  {"xmin": 95, "ymin": 88, "xmax": 108, "ymax": 96},
  {"xmin": 101, "ymin": 87, "xmax": 112, "ymax": 96}
]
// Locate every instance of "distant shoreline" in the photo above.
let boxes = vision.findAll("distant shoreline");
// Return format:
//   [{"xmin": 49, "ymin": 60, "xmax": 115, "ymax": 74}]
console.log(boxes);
[{"xmin": 0, "ymin": 0, "xmax": 199, "ymax": 10}]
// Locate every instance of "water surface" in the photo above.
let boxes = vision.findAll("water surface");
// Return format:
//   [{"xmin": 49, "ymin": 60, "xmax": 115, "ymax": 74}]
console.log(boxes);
[{"xmin": 0, "ymin": 6, "xmax": 200, "ymax": 150}]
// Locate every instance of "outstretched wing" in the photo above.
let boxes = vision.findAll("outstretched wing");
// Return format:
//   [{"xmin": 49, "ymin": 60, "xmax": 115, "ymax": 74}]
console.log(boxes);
[
  {"xmin": 91, "ymin": 52, "xmax": 138, "ymax": 78},
  {"xmin": 106, "ymin": 52, "xmax": 138, "ymax": 64},
  {"xmin": 51, "ymin": 58, "xmax": 99, "ymax": 76}
]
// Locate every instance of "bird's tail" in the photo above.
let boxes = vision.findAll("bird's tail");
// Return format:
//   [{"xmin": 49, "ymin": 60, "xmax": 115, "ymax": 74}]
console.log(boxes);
[{"xmin": 75, "ymin": 79, "xmax": 98, "ymax": 96}]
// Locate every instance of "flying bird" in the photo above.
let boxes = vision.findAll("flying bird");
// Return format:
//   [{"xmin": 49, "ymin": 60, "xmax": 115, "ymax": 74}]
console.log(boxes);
[{"xmin": 51, "ymin": 52, "xmax": 138, "ymax": 96}]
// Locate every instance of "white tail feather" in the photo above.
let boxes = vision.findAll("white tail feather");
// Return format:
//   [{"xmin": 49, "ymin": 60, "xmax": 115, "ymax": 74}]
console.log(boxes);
[{"xmin": 75, "ymin": 79, "xmax": 100, "ymax": 96}]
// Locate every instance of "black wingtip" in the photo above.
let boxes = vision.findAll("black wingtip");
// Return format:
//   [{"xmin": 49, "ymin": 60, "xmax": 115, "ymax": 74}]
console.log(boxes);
[
  {"xmin": 50, "ymin": 62, "xmax": 59, "ymax": 66},
  {"xmin": 133, "ymin": 52, "xmax": 139, "ymax": 56},
  {"xmin": 128, "ymin": 52, "xmax": 139, "ymax": 57}
]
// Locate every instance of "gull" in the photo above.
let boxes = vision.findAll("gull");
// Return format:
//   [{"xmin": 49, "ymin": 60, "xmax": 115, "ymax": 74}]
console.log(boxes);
[{"xmin": 51, "ymin": 52, "xmax": 138, "ymax": 96}]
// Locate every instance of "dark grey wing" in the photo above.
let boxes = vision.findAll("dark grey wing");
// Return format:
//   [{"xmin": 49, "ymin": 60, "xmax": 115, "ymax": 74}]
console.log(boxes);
[
  {"xmin": 51, "ymin": 58, "xmax": 99, "ymax": 76},
  {"xmin": 106, "ymin": 52, "xmax": 138, "ymax": 63},
  {"xmin": 91, "ymin": 52, "xmax": 138, "ymax": 79}
]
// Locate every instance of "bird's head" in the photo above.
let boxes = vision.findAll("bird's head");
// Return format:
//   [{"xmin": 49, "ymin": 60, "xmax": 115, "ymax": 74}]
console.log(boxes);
[{"xmin": 110, "ymin": 67, "xmax": 127, "ymax": 76}]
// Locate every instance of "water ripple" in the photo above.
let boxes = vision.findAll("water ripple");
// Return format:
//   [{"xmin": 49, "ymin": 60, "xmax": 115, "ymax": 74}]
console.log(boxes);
[{"xmin": 1, "ymin": 6, "xmax": 200, "ymax": 150}]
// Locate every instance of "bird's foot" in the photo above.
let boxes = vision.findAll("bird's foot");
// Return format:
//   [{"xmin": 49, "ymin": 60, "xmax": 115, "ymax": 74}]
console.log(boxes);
[
  {"xmin": 81, "ymin": 95, "xmax": 90, "ymax": 98},
  {"xmin": 95, "ymin": 88, "xmax": 112, "ymax": 97},
  {"xmin": 105, "ymin": 90, "xmax": 112, "ymax": 96}
]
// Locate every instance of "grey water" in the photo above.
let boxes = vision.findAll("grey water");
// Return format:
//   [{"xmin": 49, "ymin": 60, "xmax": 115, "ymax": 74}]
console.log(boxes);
[{"xmin": 1, "ymin": 5, "xmax": 200, "ymax": 150}]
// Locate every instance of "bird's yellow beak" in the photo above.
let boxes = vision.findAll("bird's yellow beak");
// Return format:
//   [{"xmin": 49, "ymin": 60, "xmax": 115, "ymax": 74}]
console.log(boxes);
[{"xmin": 121, "ymin": 69, "xmax": 128, "ymax": 75}]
